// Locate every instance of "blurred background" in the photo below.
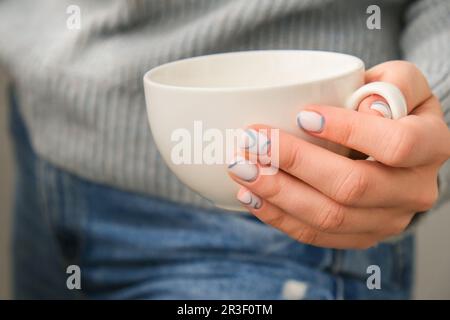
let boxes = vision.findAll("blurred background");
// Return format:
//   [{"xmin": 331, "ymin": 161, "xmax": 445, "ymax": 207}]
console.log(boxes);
[
  {"xmin": 0, "ymin": 67, "xmax": 450, "ymax": 299},
  {"xmin": 0, "ymin": 68, "xmax": 13, "ymax": 299}
]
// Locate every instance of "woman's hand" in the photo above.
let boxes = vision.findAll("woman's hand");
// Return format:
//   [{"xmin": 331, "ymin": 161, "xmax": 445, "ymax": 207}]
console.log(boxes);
[{"xmin": 228, "ymin": 61, "xmax": 450, "ymax": 249}]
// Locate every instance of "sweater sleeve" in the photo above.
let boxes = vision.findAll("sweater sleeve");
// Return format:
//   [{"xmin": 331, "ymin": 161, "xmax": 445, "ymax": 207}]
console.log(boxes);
[{"xmin": 401, "ymin": 0, "xmax": 450, "ymax": 210}]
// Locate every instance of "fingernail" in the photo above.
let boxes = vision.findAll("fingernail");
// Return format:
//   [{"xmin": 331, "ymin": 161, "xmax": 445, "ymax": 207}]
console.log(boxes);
[
  {"xmin": 370, "ymin": 101, "xmax": 392, "ymax": 119},
  {"xmin": 258, "ymin": 153, "xmax": 272, "ymax": 166},
  {"xmin": 296, "ymin": 111, "xmax": 325, "ymax": 132},
  {"xmin": 227, "ymin": 155, "xmax": 258, "ymax": 181},
  {"xmin": 239, "ymin": 129, "xmax": 270, "ymax": 155},
  {"xmin": 237, "ymin": 187, "xmax": 262, "ymax": 209}
]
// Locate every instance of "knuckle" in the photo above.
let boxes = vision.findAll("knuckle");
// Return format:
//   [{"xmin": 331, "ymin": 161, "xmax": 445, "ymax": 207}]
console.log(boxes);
[
  {"xmin": 377, "ymin": 215, "xmax": 412, "ymax": 238},
  {"xmin": 294, "ymin": 228, "xmax": 319, "ymax": 245},
  {"xmin": 393, "ymin": 60, "xmax": 417, "ymax": 73},
  {"xmin": 315, "ymin": 201, "xmax": 345, "ymax": 232},
  {"xmin": 257, "ymin": 175, "xmax": 283, "ymax": 202},
  {"xmin": 388, "ymin": 61, "xmax": 419, "ymax": 83},
  {"xmin": 395, "ymin": 61, "xmax": 432, "ymax": 100},
  {"xmin": 266, "ymin": 213, "xmax": 286, "ymax": 229},
  {"xmin": 284, "ymin": 145, "xmax": 303, "ymax": 172},
  {"xmin": 333, "ymin": 166, "xmax": 369, "ymax": 205},
  {"xmin": 383, "ymin": 126, "xmax": 416, "ymax": 166},
  {"xmin": 375, "ymin": 61, "xmax": 431, "ymax": 103},
  {"xmin": 416, "ymin": 185, "xmax": 439, "ymax": 211},
  {"xmin": 336, "ymin": 115, "xmax": 358, "ymax": 146},
  {"xmin": 387, "ymin": 217, "xmax": 411, "ymax": 236}
]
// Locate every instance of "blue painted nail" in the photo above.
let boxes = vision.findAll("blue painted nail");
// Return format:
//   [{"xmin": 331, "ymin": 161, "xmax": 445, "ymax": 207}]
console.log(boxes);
[{"xmin": 297, "ymin": 111, "xmax": 325, "ymax": 132}]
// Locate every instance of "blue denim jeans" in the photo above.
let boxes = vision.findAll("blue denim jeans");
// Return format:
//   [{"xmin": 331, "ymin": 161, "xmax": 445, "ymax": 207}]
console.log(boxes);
[{"xmin": 10, "ymin": 90, "xmax": 414, "ymax": 299}]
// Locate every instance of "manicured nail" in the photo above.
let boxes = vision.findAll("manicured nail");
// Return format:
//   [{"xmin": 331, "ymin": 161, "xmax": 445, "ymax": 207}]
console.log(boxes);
[
  {"xmin": 237, "ymin": 187, "xmax": 262, "ymax": 209},
  {"xmin": 370, "ymin": 101, "xmax": 392, "ymax": 119},
  {"xmin": 296, "ymin": 111, "xmax": 325, "ymax": 132},
  {"xmin": 227, "ymin": 156, "xmax": 258, "ymax": 181},
  {"xmin": 239, "ymin": 129, "xmax": 270, "ymax": 155},
  {"xmin": 258, "ymin": 153, "xmax": 272, "ymax": 166}
]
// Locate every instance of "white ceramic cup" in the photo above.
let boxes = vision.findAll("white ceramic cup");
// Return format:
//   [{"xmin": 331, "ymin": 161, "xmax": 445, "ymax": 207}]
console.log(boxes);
[{"xmin": 144, "ymin": 50, "xmax": 407, "ymax": 211}]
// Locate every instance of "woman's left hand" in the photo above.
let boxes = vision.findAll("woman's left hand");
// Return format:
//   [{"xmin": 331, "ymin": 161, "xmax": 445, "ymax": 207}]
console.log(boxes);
[{"xmin": 228, "ymin": 61, "xmax": 450, "ymax": 249}]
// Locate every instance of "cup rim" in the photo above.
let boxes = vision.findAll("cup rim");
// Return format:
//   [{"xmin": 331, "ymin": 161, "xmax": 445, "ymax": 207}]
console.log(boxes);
[{"xmin": 143, "ymin": 50, "xmax": 365, "ymax": 92}]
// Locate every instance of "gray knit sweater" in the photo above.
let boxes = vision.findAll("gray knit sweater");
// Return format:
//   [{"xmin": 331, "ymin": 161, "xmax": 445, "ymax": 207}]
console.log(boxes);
[{"xmin": 0, "ymin": 0, "xmax": 449, "ymax": 209}]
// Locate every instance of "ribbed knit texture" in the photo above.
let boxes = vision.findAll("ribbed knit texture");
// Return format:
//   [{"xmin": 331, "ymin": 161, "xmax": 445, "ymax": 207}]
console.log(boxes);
[{"xmin": 0, "ymin": 0, "xmax": 449, "ymax": 209}]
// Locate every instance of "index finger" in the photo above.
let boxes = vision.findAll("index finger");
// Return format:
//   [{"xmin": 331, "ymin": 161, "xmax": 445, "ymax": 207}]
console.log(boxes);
[
  {"xmin": 296, "ymin": 106, "xmax": 434, "ymax": 167},
  {"xmin": 365, "ymin": 60, "xmax": 433, "ymax": 114}
]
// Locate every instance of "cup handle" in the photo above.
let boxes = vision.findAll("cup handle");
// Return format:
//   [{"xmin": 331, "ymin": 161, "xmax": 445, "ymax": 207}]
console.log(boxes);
[
  {"xmin": 345, "ymin": 81, "xmax": 408, "ymax": 119},
  {"xmin": 345, "ymin": 81, "xmax": 408, "ymax": 161}
]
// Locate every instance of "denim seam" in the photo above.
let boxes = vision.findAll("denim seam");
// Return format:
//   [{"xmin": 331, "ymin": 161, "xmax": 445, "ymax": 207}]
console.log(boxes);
[
  {"xmin": 37, "ymin": 158, "xmax": 57, "ymax": 240},
  {"xmin": 330, "ymin": 249, "xmax": 345, "ymax": 299},
  {"xmin": 38, "ymin": 159, "xmax": 87, "ymax": 299}
]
